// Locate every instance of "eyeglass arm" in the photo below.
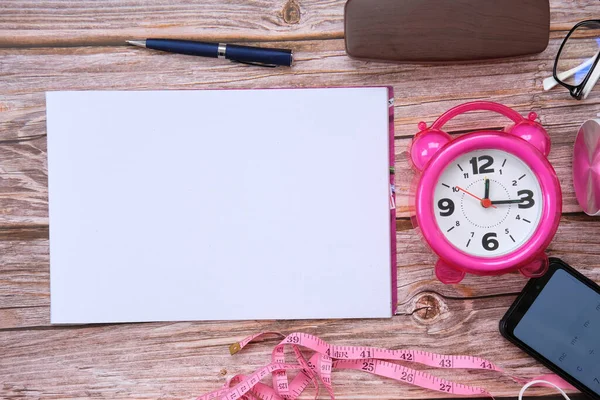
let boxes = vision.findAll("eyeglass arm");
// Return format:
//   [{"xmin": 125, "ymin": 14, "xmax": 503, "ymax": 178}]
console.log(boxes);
[
  {"xmin": 543, "ymin": 50, "xmax": 600, "ymax": 91},
  {"xmin": 582, "ymin": 57, "xmax": 600, "ymax": 99}
]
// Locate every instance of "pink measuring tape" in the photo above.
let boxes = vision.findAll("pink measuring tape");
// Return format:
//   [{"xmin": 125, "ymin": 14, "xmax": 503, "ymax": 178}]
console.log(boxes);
[{"xmin": 194, "ymin": 332, "xmax": 575, "ymax": 400}]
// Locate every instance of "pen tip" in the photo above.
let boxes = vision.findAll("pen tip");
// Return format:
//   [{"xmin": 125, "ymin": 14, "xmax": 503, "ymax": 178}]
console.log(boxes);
[{"xmin": 126, "ymin": 40, "xmax": 146, "ymax": 48}]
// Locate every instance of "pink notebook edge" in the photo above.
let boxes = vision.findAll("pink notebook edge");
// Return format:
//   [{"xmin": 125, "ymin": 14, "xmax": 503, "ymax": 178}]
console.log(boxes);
[{"xmin": 387, "ymin": 86, "xmax": 398, "ymax": 316}]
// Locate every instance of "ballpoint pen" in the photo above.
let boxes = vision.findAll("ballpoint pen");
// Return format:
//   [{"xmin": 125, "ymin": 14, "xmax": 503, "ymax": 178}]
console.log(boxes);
[{"xmin": 126, "ymin": 39, "xmax": 293, "ymax": 67}]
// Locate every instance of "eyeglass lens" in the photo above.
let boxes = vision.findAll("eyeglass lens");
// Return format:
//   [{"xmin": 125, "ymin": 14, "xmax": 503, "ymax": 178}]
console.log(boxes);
[{"xmin": 557, "ymin": 23, "xmax": 600, "ymax": 87}]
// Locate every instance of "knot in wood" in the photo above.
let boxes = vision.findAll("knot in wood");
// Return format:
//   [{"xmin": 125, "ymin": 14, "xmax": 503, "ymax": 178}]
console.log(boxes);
[
  {"xmin": 282, "ymin": 0, "xmax": 301, "ymax": 24},
  {"xmin": 414, "ymin": 294, "xmax": 441, "ymax": 321},
  {"xmin": 219, "ymin": 368, "xmax": 228, "ymax": 376}
]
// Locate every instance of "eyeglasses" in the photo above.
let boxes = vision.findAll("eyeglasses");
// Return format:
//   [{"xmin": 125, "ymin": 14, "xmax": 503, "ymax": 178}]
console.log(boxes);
[{"xmin": 543, "ymin": 20, "xmax": 600, "ymax": 100}]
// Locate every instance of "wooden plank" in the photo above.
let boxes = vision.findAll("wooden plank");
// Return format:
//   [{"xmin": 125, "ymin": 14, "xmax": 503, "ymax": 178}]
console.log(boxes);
[
  {"xmin": 0, "ymin": 237, "xmax": 48, "ymax": 312},
  {"xmin": 0, "ymin": 38, "xmax": 597, "ymax": 225},
  {"xmin": 1, "ymin": 2, "xmax": 599, "ymax": 398},
  {"xmin": 0, "ymin": 38, "xmax": 593, "ymax": 127},
  {"xmin": 394, "ymin": 124, "xmax": 584, "ymax": 218},
  {"xmin": 2, "ymin": 214, "xmax": 599, "ymax": 329},
  {"xmin": 0, "ymin": 0, "xmax": 594, "ymax": 47},
  {"xmin": 394, "ymin": 214, "xmax": 600, "ymax": 303},
  {"xmin": 0, "ymin": 295, "xmax": 585, "ymax": 399},
  {"xmin": 0, "ymin": 0, "xmax": 346, "ymax": 47},
  {"xmin": 0, "ymin": 120, "xmax": 586, "ymax": 226}
]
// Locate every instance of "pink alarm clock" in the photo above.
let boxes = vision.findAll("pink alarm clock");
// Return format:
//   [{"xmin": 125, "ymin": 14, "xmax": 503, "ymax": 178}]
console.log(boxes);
[{"xmin": 410, "ymin": 101, "xmax": 562, "ymax": 284}]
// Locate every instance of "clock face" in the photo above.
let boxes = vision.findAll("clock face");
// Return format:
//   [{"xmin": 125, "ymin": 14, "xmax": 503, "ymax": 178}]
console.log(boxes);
[{"xmin": 433, "ymin": 149, "xmax": 543, "ymax": 258}]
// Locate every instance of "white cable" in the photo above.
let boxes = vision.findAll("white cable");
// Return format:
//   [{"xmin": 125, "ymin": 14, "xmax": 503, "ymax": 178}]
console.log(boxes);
[{"xmin": 518, "ymin": 380, "xmax": 571, "ymax": 400}]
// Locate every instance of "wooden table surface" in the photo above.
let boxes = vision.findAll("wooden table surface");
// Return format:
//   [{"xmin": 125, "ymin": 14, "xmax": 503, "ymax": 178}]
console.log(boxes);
[{"xmin": 1, "ymin": 1, "xmax": 600, "ymax": 399}]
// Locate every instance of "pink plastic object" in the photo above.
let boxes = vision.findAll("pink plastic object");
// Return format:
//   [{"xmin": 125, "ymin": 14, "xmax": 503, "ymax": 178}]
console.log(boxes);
[
  {"xmin": 195, "ymin": 331, "xmax": 576, "ymax": 400},
  {"xmin": 573, "ymin": 119, "xmax": 600, "ymax": 216},
  {"xmin": 410, "ymin": 101, "xmax": 562, "ymax": 284}
]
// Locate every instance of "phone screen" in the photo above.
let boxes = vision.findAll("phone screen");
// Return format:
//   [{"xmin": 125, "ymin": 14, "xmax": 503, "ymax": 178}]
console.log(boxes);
[{"xmin": 513, "ymin": 268, "xmax": 600, "ymax": 396}]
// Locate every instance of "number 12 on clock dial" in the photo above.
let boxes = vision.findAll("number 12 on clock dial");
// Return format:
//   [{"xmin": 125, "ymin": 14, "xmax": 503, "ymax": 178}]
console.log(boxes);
[{"xmin": 433, "ymin": 149, "xmax": 542, "ymax": 258}]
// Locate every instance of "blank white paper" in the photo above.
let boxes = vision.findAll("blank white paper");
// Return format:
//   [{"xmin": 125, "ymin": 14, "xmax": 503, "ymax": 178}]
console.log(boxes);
[{"xmin": 46, "ymin": 88, "xmax": 392, "ymax": 324}]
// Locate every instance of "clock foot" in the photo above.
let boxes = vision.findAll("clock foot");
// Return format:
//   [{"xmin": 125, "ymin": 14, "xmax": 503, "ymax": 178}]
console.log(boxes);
[
  {"xmin": 519, "ymin": 256, "xmax": 549, "ymax": 278},
  {"xmin": 435, "ymin": 259, "xmax": 466, "ymax": 284}
]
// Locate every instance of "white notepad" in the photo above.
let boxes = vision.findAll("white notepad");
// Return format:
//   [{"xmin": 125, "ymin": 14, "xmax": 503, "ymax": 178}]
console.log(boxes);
[{"xmin": 46, "ymin": 88, "xmax": 395, "ymax": 324}]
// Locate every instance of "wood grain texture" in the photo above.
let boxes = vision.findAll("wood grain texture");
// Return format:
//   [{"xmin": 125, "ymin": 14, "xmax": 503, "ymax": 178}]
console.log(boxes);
[
  {"xmin": 0, "ymin": 0, "xmax": 596, "ymax": 47},
  {"xmin": 0, "ymin": 296, "xmax": 590, "ymax": 399},
  {"xmin": 1, "ymin": 0, "xmax": 600, "ymax": 399},
  {"xmin": 2, "ymin": 215, "xmax": 600, "ymax": 330},
  {"xmin": 0, "ymin": 0, "xmax": 346, "ymax": 46},
  {"xmin": 0, "ymin": 38, "xmax": 599, "ymax": 225}
]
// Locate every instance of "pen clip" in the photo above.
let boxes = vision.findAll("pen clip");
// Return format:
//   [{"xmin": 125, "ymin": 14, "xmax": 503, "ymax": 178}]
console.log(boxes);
[{"xmin": 230, "ymin": 59, "xmax": 278, "ymax": 68}]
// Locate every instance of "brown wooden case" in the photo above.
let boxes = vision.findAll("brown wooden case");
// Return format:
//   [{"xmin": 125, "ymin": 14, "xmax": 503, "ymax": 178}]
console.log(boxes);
[{"xmin": 344, "ymin": 0, "xmax": 550, "ymax": 62}]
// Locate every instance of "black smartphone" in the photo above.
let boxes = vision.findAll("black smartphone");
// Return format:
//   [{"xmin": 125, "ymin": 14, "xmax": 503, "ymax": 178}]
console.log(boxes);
[{"xmin": 500, "ymin": 258, "xmax": 600, "ymax": 400}]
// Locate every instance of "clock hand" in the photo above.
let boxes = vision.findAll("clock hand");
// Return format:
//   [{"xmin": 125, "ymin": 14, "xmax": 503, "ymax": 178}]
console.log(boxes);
[
  {"xmin": 484, "ymin": 178, "xmax": 490, "ymax": 199},
  {"xmin": 455, "ymin": 186, "xmax": 497, "ymax": 209},
  {"xmin": 491, "ymin": 198, "xmax": 525, "ymax": 205}
]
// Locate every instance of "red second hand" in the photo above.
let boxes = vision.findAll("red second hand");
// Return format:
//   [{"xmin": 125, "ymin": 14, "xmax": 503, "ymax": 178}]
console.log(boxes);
[{"xmin": 455, "ymin": 186, "xmax": 497, "ymax": 209}]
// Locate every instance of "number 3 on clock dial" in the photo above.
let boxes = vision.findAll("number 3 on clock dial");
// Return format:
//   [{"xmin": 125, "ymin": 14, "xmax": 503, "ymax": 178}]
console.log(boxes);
[{"xmin": 433, "ymin": 149, "xmax": 543, "ymax": 258}]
